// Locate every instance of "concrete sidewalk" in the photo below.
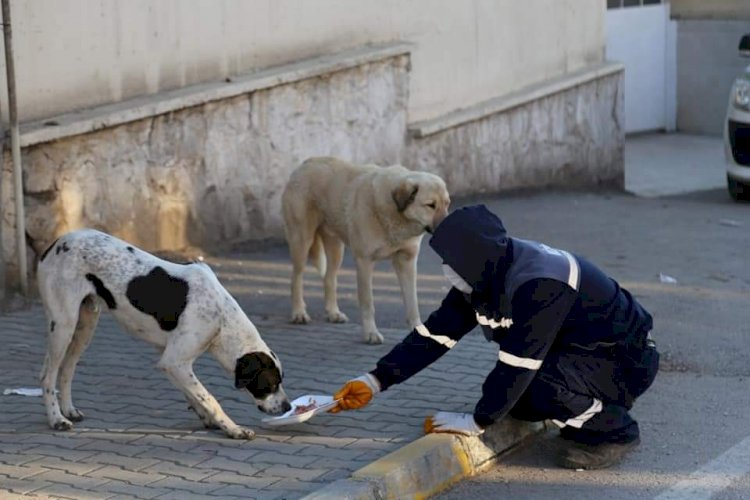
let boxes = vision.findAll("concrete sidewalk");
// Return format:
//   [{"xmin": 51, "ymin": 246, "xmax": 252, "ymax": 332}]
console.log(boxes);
[{"xmin": 624, "ymin": 132, "xmax": 726, "ymax": 198}]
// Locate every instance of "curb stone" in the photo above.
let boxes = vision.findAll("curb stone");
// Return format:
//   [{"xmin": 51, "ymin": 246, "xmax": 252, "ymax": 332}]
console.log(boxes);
[{"xmin": 302, "ymin": 417, "xmax": 550, "ymax": 499}]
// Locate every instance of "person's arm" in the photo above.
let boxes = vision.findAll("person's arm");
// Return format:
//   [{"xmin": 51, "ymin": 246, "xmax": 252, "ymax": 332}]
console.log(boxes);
[
  {"xmin": 331, "ymin": 287, "xmax": 477, "ymax": 412},
  {"xmin": 371, "ymin": 286, "xmax": 478, "ymax": 389},
  {"xmin": 472, "ymin": 279, "xmax": 577, "ymax": 427}
]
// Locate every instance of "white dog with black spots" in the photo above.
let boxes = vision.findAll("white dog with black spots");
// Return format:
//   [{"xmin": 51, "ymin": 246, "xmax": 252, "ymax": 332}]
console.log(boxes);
[{"xmin": 37, "ymin": 229, "xmax": 290, "ymax": 439}]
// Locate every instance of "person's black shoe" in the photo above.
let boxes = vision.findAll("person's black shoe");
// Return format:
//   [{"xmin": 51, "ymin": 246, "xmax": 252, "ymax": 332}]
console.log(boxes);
[
  {"xmin": 557, "ymin": 437, "xmax": 640, "ymax": 470},
  {"xmin": 559, "ymin": 426, "xmax": 580, "ymax": 441}
]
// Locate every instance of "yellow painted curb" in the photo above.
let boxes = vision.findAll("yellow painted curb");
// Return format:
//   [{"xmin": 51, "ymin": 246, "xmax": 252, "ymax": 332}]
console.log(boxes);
[
  {"xmin": 353, "ymin": 433, "xmax": 471, "ymax": 499},
  {"xmin": 302, "ymin": 418, "xmax": 547, "ymax": 500}
]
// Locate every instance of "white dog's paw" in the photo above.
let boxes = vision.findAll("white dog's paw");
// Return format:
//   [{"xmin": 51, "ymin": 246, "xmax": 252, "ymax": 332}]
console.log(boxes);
[
  {"xmin": 364, "ymin": 329, "xmax": 384, "ymax": 345},
  {"xmin": 63, "ymin": 408, "xmax": 85, "ymax": 422},
  {"xmin": 290, "ymin": 311, "xmax": 311, "ymax": 324},
  {"xmin": 51, "ymin": 418, "xmax": 73, "ymax": 431},
  {"xmin": 226, "ymin": 426, "xmax": 256, "ymax": 440},
  {"xmin": 326, "ymin": 310, "xmax": 349, "ymax": 323}
]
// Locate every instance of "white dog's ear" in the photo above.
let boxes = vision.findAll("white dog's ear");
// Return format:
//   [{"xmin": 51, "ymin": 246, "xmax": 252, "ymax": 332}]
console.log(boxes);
[{"xmin": 392, "ymin": 182, "xmax": 419, "ymax": 212}]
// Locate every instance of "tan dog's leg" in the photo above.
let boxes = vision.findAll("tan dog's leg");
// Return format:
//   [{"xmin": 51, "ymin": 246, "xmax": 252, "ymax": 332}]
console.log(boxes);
[
  {"xmin": 355, "ymin": 256, "xmax": 383, "ymax": 344},
  {"xmin": 58, "ymin": 296, "xmax": 100, "ymax": 422},
  {"xmin": 392, "ymin": 249, "xmax": 422, "ymax": 329},
  {"xmin": 286, "ymin": 225, "xmax": 314, "ymax": 324},
  {"xmin": 321, "ymin": 232, "xmax": 348, "ymax": 323}
]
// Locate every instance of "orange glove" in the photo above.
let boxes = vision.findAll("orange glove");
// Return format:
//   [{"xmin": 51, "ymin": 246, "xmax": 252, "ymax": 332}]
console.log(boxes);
[{"xmin": 329, "ymin": 374, "xmax": 381, "ymax": 413}]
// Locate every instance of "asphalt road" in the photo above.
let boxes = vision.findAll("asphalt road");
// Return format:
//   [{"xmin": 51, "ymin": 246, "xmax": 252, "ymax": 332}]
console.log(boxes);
[
  {"xmin": 433, "ymin": 188, "xmax": 750, "ymax": 500},
  {"xmin": 207, "ymin": 186, "xmax": 750, "ymax": 499}
]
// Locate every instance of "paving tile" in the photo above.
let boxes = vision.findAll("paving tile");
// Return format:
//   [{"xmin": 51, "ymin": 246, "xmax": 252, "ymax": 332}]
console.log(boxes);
[
  {"xmin": 145, "ymin": 476, "xmax": 224, "ymax": 495},
  {"xmin": 31, "ymin": 468, "xmax": 112, "ymax": 489},
  {"xmin": 260, "ymin": 464, "xmax": 329, "ymax": 482},
  {"xmin": 200, "ymin": 471, "xmax": 282, "ymax": 488},
  {"xmin": 208, "ymin": 483, "xmax": 284, "ymax": 499},
  {"xmin": 0, "ymin": 477, "xmax": 60, "ymax": 495},
  {"xmin": 84, "ymin": 465, "xmax": 167, "ymax": 486},
  {"xmin": 140, "ymin": 461, "xmax": 218, "ymax": 481},
  {"xmin": 26, "ymin": 482, "xmax": 111, "ymax": 499},
  {"xmin": 0, "ymin": 489, "xmax": 34, "ymax": 500},
  {"xmin": 18, "ymin": 456, "xmax": 104, "ymax": 476},
  {"xmin": 88, "ymin": 480, "xmax": 174, "ymax": 499},
  {"xmin": 0, "ymin": 452, "xmax": 44, "ymax": 466},
  {"xmin": 192, "ymin": 456, "xmax": 265, "ymax": 474},
  {"xmin": 79, "ymin": 453, "xmax": 161, "ymax": 472}
]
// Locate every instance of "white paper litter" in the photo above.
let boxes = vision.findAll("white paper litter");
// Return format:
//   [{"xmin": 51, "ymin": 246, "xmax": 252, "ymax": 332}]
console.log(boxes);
[
  {"xmin": 718, "ymin": 219, "xmax": 742, "ymax": 228},
  {"xmin": 659, "ymin": 273, "xmax": 678, "ymax": 285},
  {"xmin": 3, "ymin": 387, "xmax": 44, "ymax": 396}
]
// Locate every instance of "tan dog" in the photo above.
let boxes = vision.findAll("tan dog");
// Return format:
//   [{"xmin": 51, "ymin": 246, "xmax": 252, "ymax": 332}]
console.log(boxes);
[{"xmin": 281, "ymin": 157, "xmax": 450, "ymax": 344}]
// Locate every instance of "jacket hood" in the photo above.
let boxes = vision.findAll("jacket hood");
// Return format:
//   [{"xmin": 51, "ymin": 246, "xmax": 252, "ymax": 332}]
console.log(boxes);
[{"xmin": 428, "ymin": 205, "xmax": 510, "ymax": 292}]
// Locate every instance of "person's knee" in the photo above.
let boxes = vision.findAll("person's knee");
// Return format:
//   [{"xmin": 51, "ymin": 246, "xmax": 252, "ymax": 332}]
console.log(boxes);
[
  {"xmin": 624, "ymin": 346, "xmax": 660, "ymax": 402},
  {"xmin": 510, "ymin": 377, "xmax": 570, "ymax": 421}
]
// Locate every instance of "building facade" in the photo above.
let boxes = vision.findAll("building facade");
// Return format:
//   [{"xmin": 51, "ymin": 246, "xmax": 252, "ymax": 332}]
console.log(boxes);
[{"xmin": 0, "ymin": 0, "xmax": 622, "ymax": 295}]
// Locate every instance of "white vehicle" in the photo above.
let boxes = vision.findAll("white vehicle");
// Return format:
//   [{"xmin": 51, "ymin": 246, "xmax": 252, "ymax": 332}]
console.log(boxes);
[{"xmin": 725, "ymin": 33, "xmax": 750, "ymax": 201}]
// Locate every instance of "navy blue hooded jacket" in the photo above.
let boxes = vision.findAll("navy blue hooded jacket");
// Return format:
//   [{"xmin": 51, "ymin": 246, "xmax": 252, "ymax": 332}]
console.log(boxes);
[{"xmin": 369, "ymin": 205, "xmax": 653, "ymax": 427}]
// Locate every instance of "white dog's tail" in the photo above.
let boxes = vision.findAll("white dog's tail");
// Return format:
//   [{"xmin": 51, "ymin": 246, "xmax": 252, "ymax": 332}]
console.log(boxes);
[{"xmin": 309, "ymin": 233, "xmax": 327, "ymax": 278}]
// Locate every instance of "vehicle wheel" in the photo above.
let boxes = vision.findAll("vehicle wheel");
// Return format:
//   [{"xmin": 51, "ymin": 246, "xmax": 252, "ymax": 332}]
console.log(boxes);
[{"xmin": 727, "ymin": 176, "xmax": 750, "ymax": 201}]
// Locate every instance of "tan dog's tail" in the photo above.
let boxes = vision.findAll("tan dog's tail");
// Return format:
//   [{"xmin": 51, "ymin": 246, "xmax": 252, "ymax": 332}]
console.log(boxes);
[{"xmin": 309, "ymin": 232, "xmax": 327, "ymax": 278}]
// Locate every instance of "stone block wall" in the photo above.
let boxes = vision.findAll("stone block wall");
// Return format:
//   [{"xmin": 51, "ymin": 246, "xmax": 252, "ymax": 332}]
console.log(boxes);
[{"xmin": 1, "ymin": 55, "xmax": 409, "ymax": 290}]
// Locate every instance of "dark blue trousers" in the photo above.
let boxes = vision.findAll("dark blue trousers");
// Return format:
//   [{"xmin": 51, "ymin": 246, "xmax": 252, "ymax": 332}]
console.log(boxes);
[{"xmin": 509, "ymin": 339, "xmax": 659, "ymax": 445}]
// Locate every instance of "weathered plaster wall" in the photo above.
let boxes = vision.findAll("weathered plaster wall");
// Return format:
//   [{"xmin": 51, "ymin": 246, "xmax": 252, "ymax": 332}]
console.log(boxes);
[
  {"xmin": 407, "ymin": 71, "xmax": 624, "ymax": 195},
  {"xmin": 2, "ymin": 56, "xmax": 409, "ymax": 288}
]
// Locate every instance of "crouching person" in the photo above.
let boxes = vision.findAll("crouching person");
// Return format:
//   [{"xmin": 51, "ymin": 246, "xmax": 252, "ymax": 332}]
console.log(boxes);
[{"xmin": 330, "ymin": 205, "xmax": 659, "ymax": 470}]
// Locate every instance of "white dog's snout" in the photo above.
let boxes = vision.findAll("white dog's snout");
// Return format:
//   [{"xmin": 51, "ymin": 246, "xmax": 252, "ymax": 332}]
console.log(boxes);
[{"xmin": 258, "ymin": 388, "xmax": 291, "ymax": 415}]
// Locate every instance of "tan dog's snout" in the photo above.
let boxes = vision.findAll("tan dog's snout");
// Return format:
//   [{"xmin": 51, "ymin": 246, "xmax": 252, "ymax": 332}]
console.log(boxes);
[{"xmin": 432, "ymin": 204, "xmax": 449, "ymax": 231}]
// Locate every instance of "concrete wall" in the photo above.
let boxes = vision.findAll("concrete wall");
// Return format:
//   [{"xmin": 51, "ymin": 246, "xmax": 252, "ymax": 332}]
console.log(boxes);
[
  {"xmin": 407, "ymin": 71, "xmax": 624, "ymax": 195},
  {"xmin": 671, "ymin": 0, "xmax": 750, "ymax": 20},
  {"xmin": 0, "ymin": 0, "xmax": 604, "ymax": 124},
  {"xmin": 676, "ymin": 20, "xmax": 750, "ymax": 136}
]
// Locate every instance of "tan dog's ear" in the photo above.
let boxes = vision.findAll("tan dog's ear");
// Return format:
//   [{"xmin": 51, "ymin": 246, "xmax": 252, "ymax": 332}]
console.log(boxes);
[{"xmin": 392, "ymin": 182, "xmax": 419, "ymax": 212}]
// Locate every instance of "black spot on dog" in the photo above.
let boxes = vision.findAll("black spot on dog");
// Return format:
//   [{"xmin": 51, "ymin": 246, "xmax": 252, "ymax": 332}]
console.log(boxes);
[
  {"xmin": 127, "ymin": 246, "xmax": 135, "ymax": 253},
  {"xmin": 234, "ymin": 352, "xmax": 282, "ymax": 400},
  {"xmin": 85, "ymin": 274, "xmax": 117, "ymax": 309},
  {"xmin": 125, "ymin": 266, "xmax": 189, "ymax": 331},
  {"xmin": 55, "ymin": 241, "xmax": 71, "ymax": 255},
  {"xmin": 50, "ymin": 321, "xmax": 55, "ymax": 332},
  {"xmin": 40, "ymin": 238, "xmax": 60, "ymax": 262}
]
